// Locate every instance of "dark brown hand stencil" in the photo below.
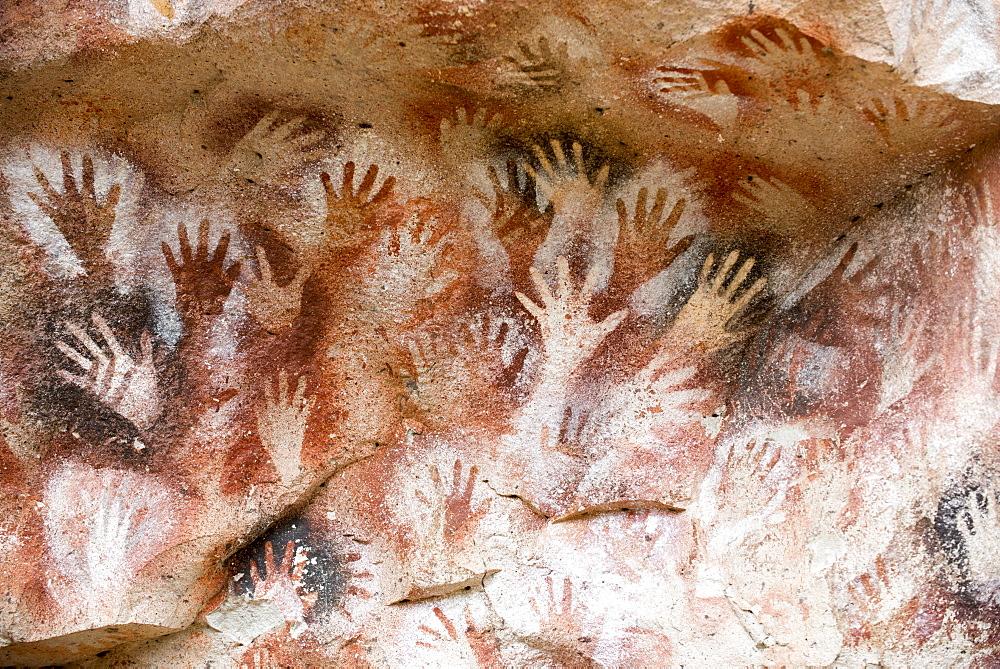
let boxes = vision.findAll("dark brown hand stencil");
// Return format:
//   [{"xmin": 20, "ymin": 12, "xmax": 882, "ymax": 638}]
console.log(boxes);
[
  {"xmin": 162, "ymin": 220, "xmax": 241, "ymax": 330},
  {"xmin": 611, "ymin": 187, "xmax": 694, "ymax": 297},
  {"xmin": 321, "ymin": 161, "xmax": 396, "ymax": 247}
]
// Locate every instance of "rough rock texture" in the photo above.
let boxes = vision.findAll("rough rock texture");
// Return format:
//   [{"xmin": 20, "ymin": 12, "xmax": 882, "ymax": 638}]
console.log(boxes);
[{"xmin": 2, "ymin": 0, "xmax": 1000, "ymax": 665}]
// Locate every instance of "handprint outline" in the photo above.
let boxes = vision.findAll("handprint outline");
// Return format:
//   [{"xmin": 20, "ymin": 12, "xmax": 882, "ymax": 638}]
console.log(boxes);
[
  {"xmin": 669, "ymin": 249, "xmax": 766, "ymax": 352},
  {"xmin": 523, "ymin": 140, "xmax": 609, "ymax": 216},
  {"xmin": 225, "ymin": 112, "xmax": 327, "ymax": 186},
  {"xmin": 248, "ymin": 539, "xmax": 318, "ymax": 633},
  {"xmin": 256, "ymin": 370, "xmax": 314, "ymax": 487},
  {"xmin": 55, "ymin": 311, "xmax": 160, "ymax": 430},
  {"xmin": 515, "ymin": 256, "xmax": 628, "ymax": 378},
  {"xmin": 505, "ymin": 36, "xmax": 573, "ymax": 90},
  {"xmin": 244, "ymin": 246, "xmax": 311, "ymax": 333},
  {"xmin": 654, "ymin": 68, "xmax": 739, "ymax": 128}
]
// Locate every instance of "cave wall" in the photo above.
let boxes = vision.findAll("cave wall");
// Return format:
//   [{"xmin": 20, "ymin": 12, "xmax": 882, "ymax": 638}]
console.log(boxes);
[{"xmin": 2, "ymin": 0, "xmax": 1000, "ymax": 665}]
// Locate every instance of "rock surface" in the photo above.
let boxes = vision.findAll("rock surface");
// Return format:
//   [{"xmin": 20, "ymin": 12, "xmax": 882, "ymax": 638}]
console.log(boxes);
[{"xmin": 1, "ymin": 0, "xmax": 1000, "ymax": 665}]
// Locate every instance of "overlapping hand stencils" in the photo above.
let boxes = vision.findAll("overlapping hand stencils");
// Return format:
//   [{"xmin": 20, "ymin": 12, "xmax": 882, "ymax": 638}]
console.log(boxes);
[{"xmin": 6, "ymin": 8, "xmax": 1000, "ymax": 664}]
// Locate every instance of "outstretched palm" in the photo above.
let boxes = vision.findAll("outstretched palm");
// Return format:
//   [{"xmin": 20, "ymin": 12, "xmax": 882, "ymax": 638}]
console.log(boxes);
[
  {"xmin": 29, "ymin": 152, "xmax": 120, "ymax": 275},
  {"xmin": 161, "ymin": 220, "xmax": 241, "ymax": 329},
  {"xmin": 321, "ymin": 162, "xmax": 395, "ymax": 247}
]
